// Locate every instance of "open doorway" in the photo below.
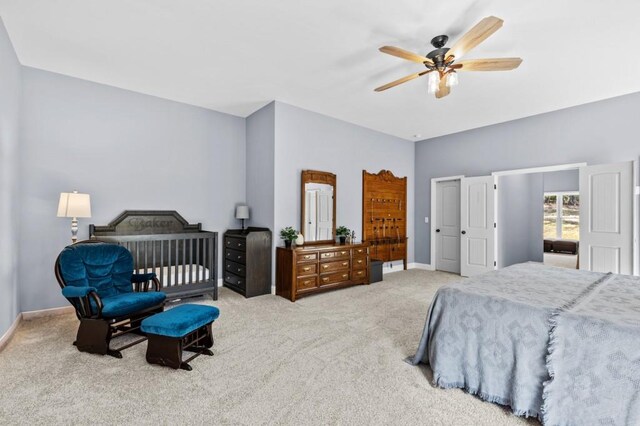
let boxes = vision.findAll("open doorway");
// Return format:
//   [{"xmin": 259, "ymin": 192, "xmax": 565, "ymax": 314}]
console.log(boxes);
[{"xmin": 543, "ymin": 192, "xmax": 579, "ymax": 269}]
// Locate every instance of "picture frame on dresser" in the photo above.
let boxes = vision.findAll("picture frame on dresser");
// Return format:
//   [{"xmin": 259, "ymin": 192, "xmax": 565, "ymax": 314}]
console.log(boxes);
[{"xmin": 223, "ymin": 228, "xmax": 272, "ymax": 298}]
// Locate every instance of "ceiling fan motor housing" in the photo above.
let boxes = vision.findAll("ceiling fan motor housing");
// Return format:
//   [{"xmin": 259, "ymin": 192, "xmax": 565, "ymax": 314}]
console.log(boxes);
[{"xmin": 426, "ymin": 35, "xmax": 450, "ymax": 68}]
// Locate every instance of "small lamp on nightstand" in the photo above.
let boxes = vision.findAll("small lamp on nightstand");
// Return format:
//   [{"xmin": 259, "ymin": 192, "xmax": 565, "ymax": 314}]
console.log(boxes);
[
  {"xmin": 57, "ymin": 190, "xmax": 92, "ymax": 244},
  {"xmin": 235, "ymin": 205, "xmax": 250, "ymax": 232}
]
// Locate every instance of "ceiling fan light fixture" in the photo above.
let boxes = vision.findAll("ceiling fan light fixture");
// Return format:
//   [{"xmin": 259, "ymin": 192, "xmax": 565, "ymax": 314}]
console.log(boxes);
[
  {"xmin": 446, "ymin": 71, "xmax": 459, "ymax": 87},
  {"xmin": 427, "ymin": 71, "xmax": 440, "ymax": 93}
]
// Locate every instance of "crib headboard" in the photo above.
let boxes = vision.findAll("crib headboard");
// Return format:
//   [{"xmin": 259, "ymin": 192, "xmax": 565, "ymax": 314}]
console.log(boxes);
[
  {"xmin": 89, "ymin": 210, "xmax": 202, "ymax": 236},
  {"xmin": 90, "ymin": 210, "xmax": 218, "ymax": 300}
]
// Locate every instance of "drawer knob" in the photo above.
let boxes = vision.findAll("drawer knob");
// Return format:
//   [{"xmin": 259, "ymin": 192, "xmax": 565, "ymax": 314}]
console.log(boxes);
[
  {"xmin": 342, "ymin": 274, "xmax": 348, "ymax": 278},
  {"xmin": 342, "ymin": 262, "xmax": 348, "ymax": 266},
  {"xmin": 341, "ymin": 251, "xmax": 347, "ymax": 255},
  {"xmin": 237, "ymin": 243, "xmax": 242, "ymax": 247},
  {"xmin": 238, "ymin": 255, "xmax": 242, "ymax": 259},
  {"xmin": 305, "ymin": 255, "xmax": 311, "ymax": 259},
  {"xmin": 303, "ymin": 267, "xmax": 310, "ymax": 272},
  {"xmin": 323, "ymin": 277, "xmax": 329, "ymax": 282}
]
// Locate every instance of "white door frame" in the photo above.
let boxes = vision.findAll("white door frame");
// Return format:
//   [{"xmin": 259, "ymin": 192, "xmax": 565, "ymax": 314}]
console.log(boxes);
[
  {"xmin": 430, "ymin": 175, "xmax": 465, "ymax": 270},
  {"xmin": 492, "ymin": 163, "xmax": 587, "ymax": 270}
]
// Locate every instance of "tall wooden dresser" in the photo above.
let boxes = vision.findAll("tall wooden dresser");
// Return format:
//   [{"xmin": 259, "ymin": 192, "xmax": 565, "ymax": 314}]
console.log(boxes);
[
  {"xmin": 276, "ymin": 242, "xmax": 370, "ymax": 302},
  {"xmin": 223, "ymin": 228, "xmax": 272, "ymax": 298}
]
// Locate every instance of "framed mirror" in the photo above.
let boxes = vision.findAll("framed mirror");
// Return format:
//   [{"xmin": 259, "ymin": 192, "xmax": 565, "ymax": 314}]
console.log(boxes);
[{"xmin": 301, "ymin": 170, "xmax": 336, "ymax": 244}]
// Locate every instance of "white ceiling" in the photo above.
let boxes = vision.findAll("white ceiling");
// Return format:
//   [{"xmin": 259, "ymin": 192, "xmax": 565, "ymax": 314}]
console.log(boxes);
[{"xmin": 2, "ymin": 0, "xmax": 640, "ymax": 140}]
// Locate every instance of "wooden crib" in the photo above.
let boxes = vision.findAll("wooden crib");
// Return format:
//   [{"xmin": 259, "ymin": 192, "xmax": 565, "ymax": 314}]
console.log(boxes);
[{"xmin": 90, "ymin": 210, "xmax": 218, "ymax": 300}]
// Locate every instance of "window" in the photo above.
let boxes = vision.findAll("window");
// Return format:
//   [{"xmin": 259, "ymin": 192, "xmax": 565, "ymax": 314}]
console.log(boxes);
[{"xmin": 544, "ymin": 192, "xmax": 579, "ymax": 240}]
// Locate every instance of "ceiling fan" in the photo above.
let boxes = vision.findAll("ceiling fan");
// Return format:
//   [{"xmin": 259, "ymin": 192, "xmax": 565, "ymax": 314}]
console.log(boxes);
[{"xmin": 374, "ymin": 16, "xmax": 522, "ymax": 98}]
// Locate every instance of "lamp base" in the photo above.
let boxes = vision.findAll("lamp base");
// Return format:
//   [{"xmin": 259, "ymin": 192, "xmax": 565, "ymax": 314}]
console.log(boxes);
[{"xmin": 71, "ymin": 217, "xmax": 79, "ymax": 244}]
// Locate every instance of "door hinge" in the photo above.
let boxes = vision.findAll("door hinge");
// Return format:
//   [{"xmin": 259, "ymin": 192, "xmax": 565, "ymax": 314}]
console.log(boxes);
[
  {"xmin": 494, "ymin": 184, "xmax": 497, "ymax": 190},
  {"xmin": 494, "ymin": 261, "xmax": 497, "ymax": 267},
  {"xmin": 494, "ymin": 222, "xmax": 496, "ymax": 228}
]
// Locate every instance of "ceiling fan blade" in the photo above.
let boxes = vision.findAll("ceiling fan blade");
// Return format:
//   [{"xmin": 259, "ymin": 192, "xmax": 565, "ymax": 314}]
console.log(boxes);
[
  {"xmin": 447, "ymin": 16, "xmax": 504, "ymax": 61},
  {"xmin": 435, "ymin": 74, "xmax": 450, "ymax": 99},
  {"xmin": 374, "ymin": 70, "xmax": 431, "ymax": 92},
  {"xmin": 379, "ymin": 46, "xmax": 434, "ymax": 65},
  {"xmin": 457, "ymin": 57, "xmax": 522, "ymax": 71}
]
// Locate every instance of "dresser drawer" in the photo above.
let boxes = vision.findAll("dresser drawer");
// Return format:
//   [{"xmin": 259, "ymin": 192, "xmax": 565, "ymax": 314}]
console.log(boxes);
[
  {"xmin": 320, "ymin": 249, "xmax": 350, "ymax": 260},
  {"xmin": 353, "ymin": 247, "xmax": 368, "ymax": 256},
  {"xmin": 319, "ymin": 259, "xmax": 350, "ymax": 273},
  {"xmin": 297, "ymin": 252, "xmax": 318, "ymax": 263},
  {"xmin": 225, "ymin": 248, "xmax": 246, "ymax": 264},
  {"xmin": 225, "ymin": 260, "xmax": 246, "ymax": 277},
  {"xmin": 353, "ymin": 256, "xmax": 368, "ymax": 270},
  {"xmin": 319, "ymin": 271, "xmax": 350, "ymax": 286},
  {"xmin": 297, "ymin": 263, "xmax": 317, "ymax": 276},
  {"xmin": 297, "ymin": 276, "xmax": 318, "ymax": 291},
  {"xmin": 225, "ymin": 237, "xmax": 246, "ymax": 251},
  {"xmin": 352, "ymin": 269, "xmax": 367, "ymax": 281},
  {"xmin": 224, "ymin": 272, "xmax": 245, "ymax": 288}
]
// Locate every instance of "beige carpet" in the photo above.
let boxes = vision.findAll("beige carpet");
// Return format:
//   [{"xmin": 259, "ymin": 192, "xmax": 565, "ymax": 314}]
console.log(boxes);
[
  {"xmin": 544, "ymin": 252, "xmax": 578, "ymax": 269},
  {"xmin": 0, "ymin": 270, "xmax": 538, "ymax": 425}
]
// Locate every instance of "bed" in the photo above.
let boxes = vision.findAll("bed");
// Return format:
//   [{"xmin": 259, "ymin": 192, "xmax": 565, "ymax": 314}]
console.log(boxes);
[
  {"xmin": 409, "ymin": 262, "xmax": 640, "ymax": 425},
  {"xmin": 90, "ymin": 210, "xmax": 218, "ymax": 300}
]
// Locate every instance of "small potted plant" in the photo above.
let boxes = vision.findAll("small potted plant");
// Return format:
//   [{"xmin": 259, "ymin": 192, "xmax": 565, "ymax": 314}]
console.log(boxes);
[
  {"xmin": 336, "ymin": 226, "xmax": 350, "ymax": 244},
  {"xmin": 280, "ymin": 226, "xmax": 298, "ymax": 248}
]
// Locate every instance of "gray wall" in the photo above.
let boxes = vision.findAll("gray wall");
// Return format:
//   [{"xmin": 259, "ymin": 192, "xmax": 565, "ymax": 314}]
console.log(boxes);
[
  {"xmin": 0, "ymin": 17, "xmax": 21, "ymax": 336},
  {"xmin": 498, "ymin": 173, "xmax": 543, "ymax": 268},
  {"xmin": 246, "ymin": 102, "xmax": 275, "ymax": 229},
  {"xmin": 415, "ymin": 92, "xmax": 640, "ymax": 265},
  {"xmin": 274, "ymin": 102, "xmax": 415, "ymax": 268},
  {"xmin": 543, "ymin": 169, "xmax": 579, "ymax": 192},
  {"xmin": 19, "ymin": 67, "xmax": 246, "ymax": 312}
]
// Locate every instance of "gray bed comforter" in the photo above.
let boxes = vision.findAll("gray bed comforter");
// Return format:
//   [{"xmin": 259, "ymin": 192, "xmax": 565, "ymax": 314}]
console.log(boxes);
[{"xmin": 409, "ymin": 263, "xmax": 640, "ymax": 425}]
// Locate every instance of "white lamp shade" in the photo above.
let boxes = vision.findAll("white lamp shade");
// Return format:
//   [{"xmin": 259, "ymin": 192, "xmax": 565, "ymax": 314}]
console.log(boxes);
[
  {"xmin": 57, "ymin": 192, "xmax": 92, "ymax": 218},
  {"xmin": 235, "ymin": 205, "xmax": 250, "ymax": 220}
]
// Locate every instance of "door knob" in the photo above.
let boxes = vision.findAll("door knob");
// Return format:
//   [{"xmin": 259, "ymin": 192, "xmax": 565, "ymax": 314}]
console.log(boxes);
[
  {"xmin": 461, "ymin": 230, "xmax": 467, "ymax": 235},
  {"xmin": 435, "ymin": 229, "xmax": 441, "ymax": 233}
]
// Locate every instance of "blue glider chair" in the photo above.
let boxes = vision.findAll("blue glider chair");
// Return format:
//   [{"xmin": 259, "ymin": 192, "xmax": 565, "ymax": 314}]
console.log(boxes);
[{"xmin": 55, "ymin": 240, "xmax": 166, "ymax": 358}]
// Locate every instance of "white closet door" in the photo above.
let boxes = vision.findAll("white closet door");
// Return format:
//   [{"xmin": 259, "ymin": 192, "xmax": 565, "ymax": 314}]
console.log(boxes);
[
  {"xmin": 460, "ymin": 176, "xmax": 495, "ymax": 277},
  {"xmin": 579, "ymin": 161, "xmax": 633, "ymax": 274},
  {"xmin": 436, "ymin": 180, "xmax": 461, "ymax": 274},
  {"xmin": 316, "ymin": 190, "xmax": 333, "ymax": 240}
]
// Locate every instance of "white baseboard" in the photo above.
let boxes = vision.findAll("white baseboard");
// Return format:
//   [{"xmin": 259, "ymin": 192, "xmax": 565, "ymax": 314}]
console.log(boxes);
[
  {"xmin": 409, "ymin": 263, "xmax": 435, "ymax": 271},
  {"xmin": 0, "ymin": 314, "xmax": 22, "ymax": 353},
  {"xmin": 21, "ymin": 305, "xmax": 75, "ymax": 320},
  {"xmin": 381, "ymin": 261, "xmax": 436, "ymax": 274}
]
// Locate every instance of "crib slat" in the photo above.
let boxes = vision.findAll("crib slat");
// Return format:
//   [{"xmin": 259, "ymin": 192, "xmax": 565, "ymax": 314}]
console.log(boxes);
[
  {"xmin": 144, "ymin": 241, "xmax": 148, "ymax": 274},
  {"xmin": 175, "ymin": 239, "xmax": 179, "ymax": 287},
  {"xmin": 195, "ymin": 237, "xmax": 200, "ymax": 283},
  {"xmin": 160, "ymin": 240, "xmax": 164, "ymax": 288},
  {"xmin": 182, "ymin": 238, "xmax": 187, "ymax": 286}
]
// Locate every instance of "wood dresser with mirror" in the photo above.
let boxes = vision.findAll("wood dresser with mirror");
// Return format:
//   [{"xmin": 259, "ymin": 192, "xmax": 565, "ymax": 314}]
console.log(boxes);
[{"xmin": 276, "ymin": 170, "xmax": 370, "ymax": 302}]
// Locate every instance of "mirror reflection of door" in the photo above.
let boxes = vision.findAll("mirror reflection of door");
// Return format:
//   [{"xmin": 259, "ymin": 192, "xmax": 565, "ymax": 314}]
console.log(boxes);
[{"xmin": 304, "ymin": 183, "xmax": 334, "ymax": 242}]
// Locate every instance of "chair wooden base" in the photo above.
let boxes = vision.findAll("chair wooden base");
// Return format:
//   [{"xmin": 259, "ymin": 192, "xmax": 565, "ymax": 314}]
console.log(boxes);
[
  {"xmin": 73, "ymin": 306, "xmax": 163, "ymax": 358},
  {"xmin": 145, "ymin": 323, "xmax": 214, "ymax": 370}
]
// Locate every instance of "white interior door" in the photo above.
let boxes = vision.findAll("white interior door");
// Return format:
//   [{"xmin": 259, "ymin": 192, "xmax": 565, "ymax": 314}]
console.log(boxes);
[
  {"xmin": 460, "ymin": 176, "xmax": 496, "ymax": 277},
  {"xmin": 316, "ymin": 190, "xmax": 333, "ymax": 240},
  {"xmin": 579, "ymin": 161, "xmax": 633, "ymax": 274},
  {"xmin": 305, "ymin": 190, "xmax": 317, "ymax": 240},
  {"xmin": 436, "ymin": 180, "xmax": 461, "ymax": 273}
]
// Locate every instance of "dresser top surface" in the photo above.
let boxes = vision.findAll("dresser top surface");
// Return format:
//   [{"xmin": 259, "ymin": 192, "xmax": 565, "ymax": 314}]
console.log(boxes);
[{"xmin": 278, "ymin": 242, "xmax": 369, "ymax": 252}]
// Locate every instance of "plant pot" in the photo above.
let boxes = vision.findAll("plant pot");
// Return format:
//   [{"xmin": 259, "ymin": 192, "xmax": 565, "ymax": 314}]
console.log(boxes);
[
  {"xmin": 284, "ymin": 240, "xmax": 292, "ymax": 248},
  {"xmin": 339, "ymin": 236, "xmax": 346, "ymax": 244}
]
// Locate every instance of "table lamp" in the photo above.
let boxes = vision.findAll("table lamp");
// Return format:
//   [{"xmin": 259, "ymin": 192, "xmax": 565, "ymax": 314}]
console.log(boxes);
[
  {"xmin": 57, "ymin": 190, "xmax": 92, "ymax": 244},
  {"xmin": 235, "ymin": 205, "xmax": 249, "ymax": 232}
]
